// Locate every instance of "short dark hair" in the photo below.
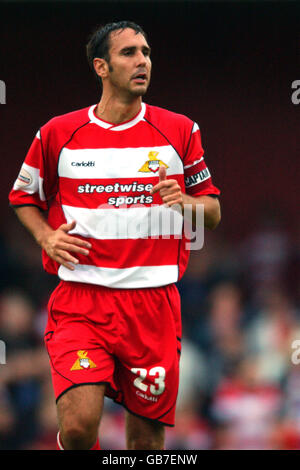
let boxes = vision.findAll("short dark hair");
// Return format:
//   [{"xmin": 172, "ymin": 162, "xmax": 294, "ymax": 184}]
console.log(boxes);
[{"xmin": 86, "ymin": 21, "xmax": 147, "ymax": 82}]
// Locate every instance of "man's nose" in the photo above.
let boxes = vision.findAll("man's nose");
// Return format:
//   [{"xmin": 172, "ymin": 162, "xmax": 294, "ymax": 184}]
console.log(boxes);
[{"xmin": 136, "ymin": 50, "xmax": 147, "ymax": 66}]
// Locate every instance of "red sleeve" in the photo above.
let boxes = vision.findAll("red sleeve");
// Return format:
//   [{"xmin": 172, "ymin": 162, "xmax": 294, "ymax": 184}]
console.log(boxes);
[
  {"xmin": 183, "ymin": 123, "xmax": 220, "ymax": 197},
  {"xmin": 8, "ymin": 128, "xmax": 57, "ymax": 210}
]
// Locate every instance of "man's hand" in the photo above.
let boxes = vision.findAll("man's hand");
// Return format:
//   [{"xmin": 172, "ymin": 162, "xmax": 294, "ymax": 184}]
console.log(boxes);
[
  {"xmin": 41, "ymin": 220, "xmax": 91, "ymax": 271},
  {"xmin": 14, "ymin": 206, "xmax": 92, "ymax": 271},
  {"xmin": 150, "ymin": 166, "xmax": 183, "ymax": 207}
]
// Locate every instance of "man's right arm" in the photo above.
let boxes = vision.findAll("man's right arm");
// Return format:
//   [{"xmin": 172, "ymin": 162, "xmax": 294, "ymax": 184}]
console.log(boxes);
[{"xmin": 14, "ymin": 206, "xmax": 91, "ymax": 271}]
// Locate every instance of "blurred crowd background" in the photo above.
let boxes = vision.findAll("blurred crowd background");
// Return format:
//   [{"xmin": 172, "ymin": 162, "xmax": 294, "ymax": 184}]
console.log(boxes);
[{"xmin": 0, "ymin": 0, "xmax": 299, "ymax": 450}]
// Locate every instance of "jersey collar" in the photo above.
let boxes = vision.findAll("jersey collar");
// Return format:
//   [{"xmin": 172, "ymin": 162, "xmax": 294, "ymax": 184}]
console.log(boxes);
[{"xmin": 88, "ymin": 102, "xmax": 146, "ymax": 131}]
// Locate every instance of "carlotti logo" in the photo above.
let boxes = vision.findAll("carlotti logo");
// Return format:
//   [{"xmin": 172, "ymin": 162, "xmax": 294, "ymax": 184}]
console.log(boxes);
[
  {"xmin": 71, "ymin": 161, "xmax": 95, "ymax": 167},
  {"xmin": 138, "ymin": 151, "xmax": 169, "ymax": 173}
]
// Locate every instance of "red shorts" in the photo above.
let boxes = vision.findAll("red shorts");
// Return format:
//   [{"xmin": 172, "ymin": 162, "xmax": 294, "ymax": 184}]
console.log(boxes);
[{"xmin": 44, "ymin": 281, "xmax": 182, "ymax": 426}]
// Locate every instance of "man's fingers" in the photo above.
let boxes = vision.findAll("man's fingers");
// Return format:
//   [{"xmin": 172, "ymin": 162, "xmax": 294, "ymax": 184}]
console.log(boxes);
[
  {"xmin": 55, "ymin": 255, "xmax": 76, "ymax": 271},
  {"xmin": 59, "ymin": 220, "xmax": 77, "ymax": 233},
  {"xmin": 163, "ymin": 199, "xmax": 182, "ymax": 207},
  {"xmin": 159, "ymin": 165, "xmax": 167, "ymax": 182},
  {"xmin": 56, "ymin": 228, "xmax": 92, "ymax": 248},
  {"xmin": 58, "ymin": 242, "xmax": 90, "ymax": 256},
  {"xmin": 150, "ymin": 179, "xmax": 178, "ymax": 195},
  {"xmin": 159, "ymin": 187, "xmax": 179, "ymax": 198},
  {"xmin": 150, "ymin": 165, "xmax": 167, "ymax": 194},
  {"xmin": 62, "ymin": 234, "xmax": 92, "ymax": 249},
  {"xmin": 56, "ymin": 249, "xmax": 79, "ymax": 266},
  {"xmin": 45, "ymin": 222, "xmax": 91, "ymax": 268},
  {"xmin": 162, "ymin": 193, "xmax": 182, "ymax": 203}
]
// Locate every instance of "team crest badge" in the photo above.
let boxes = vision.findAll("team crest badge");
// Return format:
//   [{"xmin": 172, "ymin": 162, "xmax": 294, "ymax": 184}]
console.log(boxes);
[
  {"xmin": 138, "ymin": 151, "xmax": 169, "ymax": 173},
  {"xmin": 70, "ymin": 350, "xmax": 97, "ymax": 370}
]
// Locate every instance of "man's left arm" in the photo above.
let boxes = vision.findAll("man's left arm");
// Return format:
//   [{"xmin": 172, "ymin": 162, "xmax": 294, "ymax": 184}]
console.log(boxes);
[
  {"xmin": 180, "ymin": 120, "xmax": 221, "ymax": 230},
  {"xmin": 182, "ymin": 193, "xmax": 221, "ymax": 230},
  {"xmin": 151, "ymin": 166, "xmax": 221, "ymax": 230}
]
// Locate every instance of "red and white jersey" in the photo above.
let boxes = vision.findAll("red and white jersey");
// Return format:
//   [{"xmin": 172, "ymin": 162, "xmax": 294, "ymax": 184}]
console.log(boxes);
[{"xmin": 9, "ymin": 103, "xmax": 220, "ymax": 288}]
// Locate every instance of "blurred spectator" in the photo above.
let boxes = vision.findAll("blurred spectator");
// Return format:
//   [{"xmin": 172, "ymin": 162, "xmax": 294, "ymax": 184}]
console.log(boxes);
[
  {"xmin": 0, "ymin": 289, "xmax": 50, "ymax": 449},
  {"xmin": 193, "ymin": 281, "xmax": 248, "ymax": 393},
  {"xmin": 25, "ymin": 376, "xmax": 59, "ymax": 450},
  {"xmin": 210, "ymin": 357, "xmax": 282, "ymax": 449},
  {"xmin": 178, "ymin": 231, "xmax": 240, "ymax": 338},
  {"xmin": 177, "ymin": 337, "xmax": 207, "ymax": 411},
  {"xmin": 165, "ymin": 408, "xmax": 212, "ymax": 450},
  {"xmin": 165, "ymin": 337, "xmax": 211, "ymax": 450},
  {"xmin": 245, "ymin": 287, "xmax": 300, "ymax": 384}
]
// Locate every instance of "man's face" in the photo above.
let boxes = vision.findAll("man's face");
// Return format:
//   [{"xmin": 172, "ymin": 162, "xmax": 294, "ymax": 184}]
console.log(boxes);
[{"xmin": 104, "ymin": 28, "xmax": 152, "ymax": 98}]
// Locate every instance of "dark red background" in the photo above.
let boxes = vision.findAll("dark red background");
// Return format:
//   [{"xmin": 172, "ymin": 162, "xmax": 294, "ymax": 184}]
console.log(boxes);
[{"xmin": 1, "ymin": 1, "xmax": 299, "ymax": 241}]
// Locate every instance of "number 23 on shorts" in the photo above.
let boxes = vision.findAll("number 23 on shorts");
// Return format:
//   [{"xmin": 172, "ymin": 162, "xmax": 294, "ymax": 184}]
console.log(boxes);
[{"xmin": 131, "ymin": 367, "xmax": 166, "ymax": 396}]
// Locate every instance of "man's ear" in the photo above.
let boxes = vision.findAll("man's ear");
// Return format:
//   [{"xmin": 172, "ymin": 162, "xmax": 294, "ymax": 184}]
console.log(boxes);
[{"xmin": 93, "ymin": 58, "xmax": 109, "ymax": 81}]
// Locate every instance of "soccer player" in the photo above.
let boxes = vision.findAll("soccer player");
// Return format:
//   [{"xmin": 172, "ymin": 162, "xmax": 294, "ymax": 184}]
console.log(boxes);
[{"xmin": 9, "ymin": 21, "xmax": 221, "ymax": 450}]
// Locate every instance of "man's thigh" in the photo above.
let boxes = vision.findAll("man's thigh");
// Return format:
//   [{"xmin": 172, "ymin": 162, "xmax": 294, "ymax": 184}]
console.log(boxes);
[{"xmin": 57, "ymin": 384, "xmax": 106, "ymax": 430}]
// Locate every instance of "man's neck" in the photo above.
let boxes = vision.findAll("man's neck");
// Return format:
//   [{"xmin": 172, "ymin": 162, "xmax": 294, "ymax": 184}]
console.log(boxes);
[{"xmin": 95, "ymin": 93, "xmax": 142, "ymax": 125}]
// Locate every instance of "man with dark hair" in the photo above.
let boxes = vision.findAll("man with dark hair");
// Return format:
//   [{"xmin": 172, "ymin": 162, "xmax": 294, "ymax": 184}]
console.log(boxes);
[
  {"xmin": 86, "ymin": 21, "xmax": 147, "ymax": 74},
  {"xmin": 9, "ymin": 21, "xmax": 221, "ymax": 450}
]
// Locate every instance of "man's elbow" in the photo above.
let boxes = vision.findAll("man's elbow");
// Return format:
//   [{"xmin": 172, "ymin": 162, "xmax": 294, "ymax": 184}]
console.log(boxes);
[
  {"xmin": 206, "ymin": 202, "xmax": 221, "ymax": 230},
  {"xmin": 208, "ymin": 213, "xmax": 221, "ymax": 230}
]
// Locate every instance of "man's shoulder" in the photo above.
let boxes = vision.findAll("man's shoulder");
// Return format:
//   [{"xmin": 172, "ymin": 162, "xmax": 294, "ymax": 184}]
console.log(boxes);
[
  {"xmin": 144, "ymin": 103, "xmax": 194, "ymax": 129},
  {"xmin": 41, "ymin": 105, "xmax": 92, "ymax": 136}
]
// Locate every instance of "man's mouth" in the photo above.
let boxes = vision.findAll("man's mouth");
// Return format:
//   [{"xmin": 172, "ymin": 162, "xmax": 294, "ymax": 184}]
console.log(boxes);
[{"xmin": 132, "ymin": 73, "xmax": 147, "ymax": 83}]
